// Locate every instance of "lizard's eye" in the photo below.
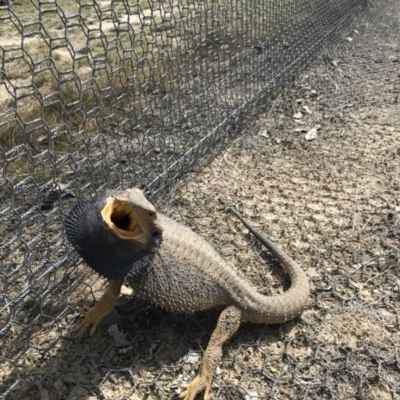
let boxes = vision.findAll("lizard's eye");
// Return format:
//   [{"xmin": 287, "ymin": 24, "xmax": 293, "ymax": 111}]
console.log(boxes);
[{"xmin": 148, "ymin": 212, "xmax": 154, "ymax": 218}]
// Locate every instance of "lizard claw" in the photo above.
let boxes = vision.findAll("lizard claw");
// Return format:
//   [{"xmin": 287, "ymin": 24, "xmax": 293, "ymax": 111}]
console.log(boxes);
[
  {"xmin": 75, "ymin": 306, "xmax": 102, "ymax": 336},
  {"xmin": 179, "ymin": 375, "xmax": 211, "ymax": 400},
  {"xmin": 73, "ymin": 280, "xmax": 123, "ymax": 337}
]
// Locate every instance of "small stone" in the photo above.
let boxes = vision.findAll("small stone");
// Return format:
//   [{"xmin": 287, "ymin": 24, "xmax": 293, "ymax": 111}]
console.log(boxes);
[
  {"xmin": 245, "ymin": 390, "xmax": 259, "ymax": 400},
  {"xmin": 258, "ymin": 130, "xmax": 270, "ymax": 139},
  {"xmin": 293, "ymin": 112, "xmax": 303, "ymax": 119},
  {"xmin": 293, "ymin": 127, "xmax": 308, "ymax": 133},
  {"xmin": 305, "ymin": 127, "xmax": 318, "ymax": 141}
]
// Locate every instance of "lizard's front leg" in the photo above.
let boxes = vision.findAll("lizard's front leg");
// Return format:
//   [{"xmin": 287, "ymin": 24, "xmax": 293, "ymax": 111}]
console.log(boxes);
[
  {"xmin": 180, "ymin": 305, "xmax": 241, "ymax": 400},
  {"xmin": 75, "ymin": 279, "xmax": 123, "ymax": 336}
]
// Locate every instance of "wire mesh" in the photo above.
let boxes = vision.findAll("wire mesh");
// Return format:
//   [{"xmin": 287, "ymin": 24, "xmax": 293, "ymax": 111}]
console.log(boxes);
[{"xmin": 1, "ymin": 0, "xmax": 399, "ymax": 399}]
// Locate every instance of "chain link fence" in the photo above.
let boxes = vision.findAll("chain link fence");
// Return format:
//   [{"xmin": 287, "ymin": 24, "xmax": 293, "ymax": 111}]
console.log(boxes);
[{"xmin": 2, "ymin": 0, "xmax": 400, "ymax": 399}]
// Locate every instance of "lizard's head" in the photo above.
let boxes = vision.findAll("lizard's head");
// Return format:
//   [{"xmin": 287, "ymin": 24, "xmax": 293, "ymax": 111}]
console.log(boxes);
[
  {"xmin": 65, "ymin": 187, "xmax": 162, "ymax": 280},
  {"xmin": 101, "ymin": 188, "xmax": 163, "ymax": 245}
]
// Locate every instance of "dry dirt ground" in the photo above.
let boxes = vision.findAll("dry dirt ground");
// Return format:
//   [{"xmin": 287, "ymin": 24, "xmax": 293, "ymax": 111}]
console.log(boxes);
[{"xmin": 3, "ymin": 2, "xmax": 400, "ymax": 400}]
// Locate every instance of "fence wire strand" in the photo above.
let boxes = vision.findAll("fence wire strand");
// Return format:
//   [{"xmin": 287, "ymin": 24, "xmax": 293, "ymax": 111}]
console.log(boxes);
[{"xmin": 1, "ymin": 0, "xmax": 400, "ymax": 399}]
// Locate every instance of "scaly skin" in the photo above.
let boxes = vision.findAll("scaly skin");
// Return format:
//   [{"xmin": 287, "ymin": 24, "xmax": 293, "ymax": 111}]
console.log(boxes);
[{"xmin": 66, "ymin": 188, "xmax": 310, "ymax": 400}]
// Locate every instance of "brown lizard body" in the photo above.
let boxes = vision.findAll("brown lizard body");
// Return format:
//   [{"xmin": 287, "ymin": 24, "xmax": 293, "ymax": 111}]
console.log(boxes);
[{"xmin": 65, "ymin": 188, "xmax": 310, "ymax": 400}]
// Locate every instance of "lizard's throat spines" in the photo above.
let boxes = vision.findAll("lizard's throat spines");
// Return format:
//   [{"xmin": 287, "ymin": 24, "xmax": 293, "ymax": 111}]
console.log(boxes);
[{"xmin": 65, "ymin": 194, "xmax": 160, "ymax": 281}]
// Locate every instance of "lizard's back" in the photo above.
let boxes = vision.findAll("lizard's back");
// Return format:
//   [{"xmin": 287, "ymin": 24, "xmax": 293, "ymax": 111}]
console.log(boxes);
[
  {"xmin": 131, "ymin": 214, "xmax": 235, "ymax": 312},
  {"xmin": 130, "ymin": 214, "xmax": 310, "ymax": 325}
]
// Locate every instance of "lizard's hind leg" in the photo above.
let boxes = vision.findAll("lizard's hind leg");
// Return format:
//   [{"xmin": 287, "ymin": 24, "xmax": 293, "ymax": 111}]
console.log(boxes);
[{"xmin": 180, "ymin": 305, "xmax": 242, "ymax": 400}]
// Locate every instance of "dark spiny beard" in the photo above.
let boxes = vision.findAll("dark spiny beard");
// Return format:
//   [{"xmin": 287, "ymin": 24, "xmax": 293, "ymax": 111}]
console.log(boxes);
[{"xmin": 65, "ymin": 193, "xmax": 161, "ymax": 280}]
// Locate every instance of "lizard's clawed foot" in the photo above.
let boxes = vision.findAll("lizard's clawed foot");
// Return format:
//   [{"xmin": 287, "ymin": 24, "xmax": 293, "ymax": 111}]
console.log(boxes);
[
  {"xmin": 74, "ymin": 280, "xmax": 123, "ymax": 337},
  {"xmin": 75, "ymin": 306, "xmax": 103, "ymax": 336},
  {"xmin": 179, "ymin": 375, "xmax": 211, "ymax": 400}
]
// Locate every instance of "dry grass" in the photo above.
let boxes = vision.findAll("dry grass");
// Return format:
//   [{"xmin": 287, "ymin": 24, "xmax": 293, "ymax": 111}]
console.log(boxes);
[{"xmin": 0, "ymin": 0, "xmax": 254, "ymax": 191}]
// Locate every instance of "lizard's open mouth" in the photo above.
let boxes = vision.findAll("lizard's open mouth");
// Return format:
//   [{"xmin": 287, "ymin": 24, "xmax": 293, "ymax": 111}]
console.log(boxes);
[{"xmin": 101, "ymin": 197, "xmax": 146, "ymax": 242}]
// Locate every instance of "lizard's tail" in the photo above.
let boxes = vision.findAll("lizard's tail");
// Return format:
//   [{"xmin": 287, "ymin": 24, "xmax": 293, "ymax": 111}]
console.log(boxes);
[{"xmin": 230, "ymin": 209, "xmax": 310, "ymax": 325}]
